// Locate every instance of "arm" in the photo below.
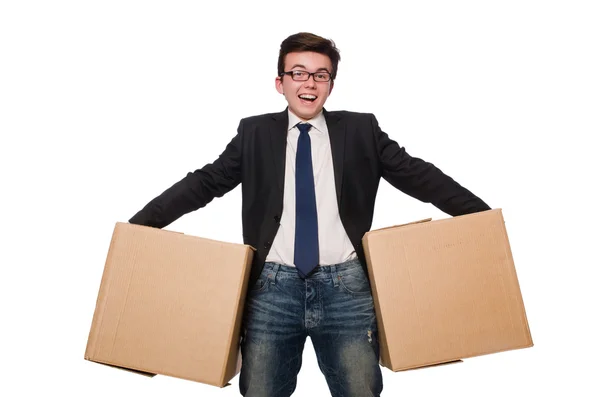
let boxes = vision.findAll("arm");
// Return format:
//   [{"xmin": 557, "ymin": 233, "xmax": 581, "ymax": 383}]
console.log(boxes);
[
  {"xmin": 372, "ymin": 114, "xmax": 491, "ymax": 216},
  {"xmin": 128, "ymin": 120, "xmax": 243, "ymax": 228}
]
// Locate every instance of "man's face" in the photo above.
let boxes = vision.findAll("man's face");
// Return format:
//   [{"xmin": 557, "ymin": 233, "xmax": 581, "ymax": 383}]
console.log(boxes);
[{"xmin": 275, "ymin": 51, "xmax": 334, "ymax": 121}]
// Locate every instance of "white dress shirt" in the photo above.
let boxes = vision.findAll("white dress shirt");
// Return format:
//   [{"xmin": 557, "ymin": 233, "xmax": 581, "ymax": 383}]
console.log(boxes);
[{"xmin": 265, "ymin": 109, "xmax": 357, "ymax": 267}]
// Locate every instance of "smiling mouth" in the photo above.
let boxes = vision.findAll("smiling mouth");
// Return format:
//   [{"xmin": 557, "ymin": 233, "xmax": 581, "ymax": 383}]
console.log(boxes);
[{"xmin": 298, "ymin": 94, "xmax": 317, "ymax": 102}]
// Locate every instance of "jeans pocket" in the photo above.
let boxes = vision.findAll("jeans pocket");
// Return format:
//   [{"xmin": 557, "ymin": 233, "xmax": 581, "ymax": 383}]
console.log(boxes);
[
  {"xmin": 338, "ymin": 269, "xmax": 371, "ymax": 295},
  {"xmin": 249, "ymin": 270, "xmax": 271, "ymax": 293}
]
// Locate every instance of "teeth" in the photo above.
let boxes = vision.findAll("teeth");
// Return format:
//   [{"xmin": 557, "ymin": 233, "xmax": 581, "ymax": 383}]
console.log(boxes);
[{"xmin": 299, "ymin": 95, "xmax": 316, "ymax": 100}]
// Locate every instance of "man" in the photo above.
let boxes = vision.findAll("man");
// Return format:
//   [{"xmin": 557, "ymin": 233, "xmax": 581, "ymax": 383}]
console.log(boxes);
[{"xmin": 129, "ymin": 32, "xmax": 490, "ymax": 397}]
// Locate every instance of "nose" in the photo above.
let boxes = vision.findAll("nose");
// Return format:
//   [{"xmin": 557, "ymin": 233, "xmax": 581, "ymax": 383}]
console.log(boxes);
[{"xmin": 303, "ymin": 76, "xmax": 317, "ymax": 88}]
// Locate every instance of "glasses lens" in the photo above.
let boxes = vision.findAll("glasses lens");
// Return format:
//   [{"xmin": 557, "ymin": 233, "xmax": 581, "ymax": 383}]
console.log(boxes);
[
  {"xmin": 292, "ymin": 71, "xmax": 309, "ymax": 81},
  {"xmin": 314, "ymin": 72, "xmax": 330, "ymax": 82}
]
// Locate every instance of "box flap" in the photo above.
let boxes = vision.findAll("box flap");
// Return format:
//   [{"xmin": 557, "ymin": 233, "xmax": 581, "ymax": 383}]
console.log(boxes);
[{"xmin": 363, "ymin": 218, "xmax": 432, "ymax": 238}]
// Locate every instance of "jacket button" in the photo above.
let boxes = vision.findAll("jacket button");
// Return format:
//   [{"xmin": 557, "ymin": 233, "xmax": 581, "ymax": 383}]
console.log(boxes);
[
  {"xmin": 264, "ymin": 241, "xmax": 271, "ymax": 249},
  {"xmin": 273, "ymin": 215, "xmax": 280, "ymax": 222}
]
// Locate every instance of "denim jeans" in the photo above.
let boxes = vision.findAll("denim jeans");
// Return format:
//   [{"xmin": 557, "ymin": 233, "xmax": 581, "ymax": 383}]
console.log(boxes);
[{"xmin": 239, "ymin": 259, "xmax": 383, "ymax": 397}]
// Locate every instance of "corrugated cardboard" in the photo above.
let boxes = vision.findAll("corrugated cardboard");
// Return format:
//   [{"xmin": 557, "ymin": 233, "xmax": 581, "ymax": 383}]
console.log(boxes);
[
  {"xmin": 85, "ymin": 223, "xmax": 254, "ymax": 387},
  {"xmin": 362, "ymin": 209, "xmax": 532, "ymax": 371}
]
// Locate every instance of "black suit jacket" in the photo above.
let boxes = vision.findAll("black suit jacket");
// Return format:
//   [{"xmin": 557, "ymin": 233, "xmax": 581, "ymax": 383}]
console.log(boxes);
[{"xmin": 129, "ymin": 108, "xmax": 491, "ymax": 287}]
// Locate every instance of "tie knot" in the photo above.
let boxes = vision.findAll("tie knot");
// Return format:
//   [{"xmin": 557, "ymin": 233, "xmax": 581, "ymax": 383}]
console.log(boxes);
[{"xmin": 297, "ymin": 123, "xmax": 312, "ymax": 135}]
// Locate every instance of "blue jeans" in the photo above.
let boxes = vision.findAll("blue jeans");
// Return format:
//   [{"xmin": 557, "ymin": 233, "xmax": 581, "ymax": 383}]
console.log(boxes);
[{"xmin": 239, "ymin": 259, "xmax": 383, "ymax": 397}]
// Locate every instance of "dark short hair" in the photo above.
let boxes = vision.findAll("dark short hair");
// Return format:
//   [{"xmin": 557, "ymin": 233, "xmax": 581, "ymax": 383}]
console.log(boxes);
[{"xmin": 278, "ymin": 32, "xmax": 341, "ymax": 81}]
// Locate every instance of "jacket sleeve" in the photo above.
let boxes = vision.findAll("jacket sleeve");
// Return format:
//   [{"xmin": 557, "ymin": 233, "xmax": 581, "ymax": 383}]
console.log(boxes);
[
  {"xmin": 371, "ymin": 114, "xmax": 491, "ymax": 216},
  {"xmin": 128, "ymin": 120, "xmax": 243, "ymax": 228}
]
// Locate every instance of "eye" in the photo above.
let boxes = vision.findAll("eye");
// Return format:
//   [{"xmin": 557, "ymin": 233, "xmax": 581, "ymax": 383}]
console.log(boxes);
[{"xmin": 293, "ymin": 71, "xmax": 308, "ymax": 78}]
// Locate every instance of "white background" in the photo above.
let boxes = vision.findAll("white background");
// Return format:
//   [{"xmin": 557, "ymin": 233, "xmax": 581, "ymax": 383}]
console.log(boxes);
[{"xmin": 1, "ymin": 0, "xmax": 599, "ymax": 396}]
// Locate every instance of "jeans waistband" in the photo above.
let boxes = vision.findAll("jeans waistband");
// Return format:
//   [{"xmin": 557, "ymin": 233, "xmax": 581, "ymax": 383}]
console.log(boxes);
[{"xmin": 263, "ymin": 258, "xmax": 363, "ymax": 280}]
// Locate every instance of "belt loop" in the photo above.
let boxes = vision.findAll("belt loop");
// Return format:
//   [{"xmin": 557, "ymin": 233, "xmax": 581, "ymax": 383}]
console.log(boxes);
[
  {"xmin": 331, "ymin": 263, "xmax": 340, "ymax": 287},
  {"xmin": 269, "ymin": 263, "xmax": 281, "ymax": 283}
]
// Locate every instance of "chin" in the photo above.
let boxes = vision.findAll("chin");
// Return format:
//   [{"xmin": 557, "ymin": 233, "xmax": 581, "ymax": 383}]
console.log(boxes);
[{"xmin": 294, "ymin": 105, "xmax": 323, "ymax": 120}]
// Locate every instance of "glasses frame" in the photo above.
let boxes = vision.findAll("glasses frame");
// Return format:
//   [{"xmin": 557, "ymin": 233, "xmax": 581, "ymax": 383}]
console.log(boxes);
[{"xmin": 280, "ymin": 70, "xmax": 332, "ymax": 82}]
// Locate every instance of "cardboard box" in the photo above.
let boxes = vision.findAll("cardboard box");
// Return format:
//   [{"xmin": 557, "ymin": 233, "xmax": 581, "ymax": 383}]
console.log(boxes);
[
  {"xmin": 85, "ymin": 223, "xmax": 254, "ymax": 387},
  {"xmin": 362, "ymin": 209, "xmax": 532, "ymax": 371}
]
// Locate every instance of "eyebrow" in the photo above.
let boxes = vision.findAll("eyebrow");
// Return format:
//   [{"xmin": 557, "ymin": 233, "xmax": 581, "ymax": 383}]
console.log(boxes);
[{"xmin": 290, "ymin": 64, "xmax": 330, "ymax": 72}]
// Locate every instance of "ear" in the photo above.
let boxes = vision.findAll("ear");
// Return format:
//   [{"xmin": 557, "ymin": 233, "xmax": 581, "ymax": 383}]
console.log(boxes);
[
  {"xmin": 275, "ymin": 76, "xmax": 284, "ymax": 94},
  {"xmin": 329, "ymin": 80, "xmax": 334, "ymax": 94}
]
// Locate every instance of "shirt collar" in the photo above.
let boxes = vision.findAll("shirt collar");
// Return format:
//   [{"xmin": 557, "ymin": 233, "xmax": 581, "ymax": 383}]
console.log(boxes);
[{"xmin": 287, "ymin": 108, "xmax": 327, "ymax": 133}]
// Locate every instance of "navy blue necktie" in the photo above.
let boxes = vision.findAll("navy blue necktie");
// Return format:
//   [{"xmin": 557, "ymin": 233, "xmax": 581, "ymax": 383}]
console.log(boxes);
[{"xmin": 294, "ymin": 123, "xmax": 319, "ymax": 278}]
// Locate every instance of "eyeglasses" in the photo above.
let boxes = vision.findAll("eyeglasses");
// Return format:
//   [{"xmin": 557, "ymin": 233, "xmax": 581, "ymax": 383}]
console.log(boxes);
[{"xmin": 280, "ymin": 70, "xmax": 332, "ymax": 82}]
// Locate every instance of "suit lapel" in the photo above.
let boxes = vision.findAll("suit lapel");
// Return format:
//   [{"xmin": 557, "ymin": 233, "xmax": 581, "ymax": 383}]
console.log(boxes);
[
  {"xmin": 324, "ymin": 109, "xmax": 345, "ymax": 207},
  {"xmin": 269, "ymin": 109, "xmax": 289, "ymax": 193}
]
